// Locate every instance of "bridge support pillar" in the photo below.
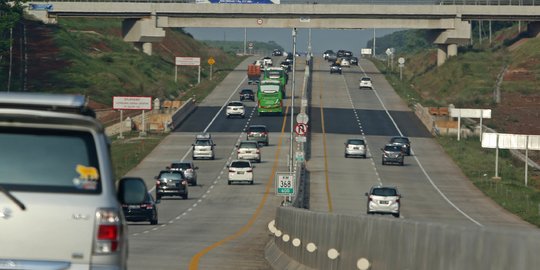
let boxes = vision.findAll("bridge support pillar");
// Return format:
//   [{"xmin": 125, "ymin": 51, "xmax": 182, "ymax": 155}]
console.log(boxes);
[
  {"xmin": 437, "ymin": 45, "xmax": 447, "ymax": 67},
  {"xmin": 433, "ymin": 19, "xmax": 471, "ymax": 66},
  {"xmin": 527, "ymin": 21, "xmax": 540, "ymax": 37},
  {"xmin": 122, "ymin": 17, "xmax": 165, "ymax": 56}
]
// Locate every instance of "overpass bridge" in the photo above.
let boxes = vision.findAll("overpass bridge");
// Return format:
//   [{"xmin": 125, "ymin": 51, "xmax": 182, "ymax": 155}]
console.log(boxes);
[{"xmin": 26, "ymin": 1, "xmax": 540, "ymax": 65}]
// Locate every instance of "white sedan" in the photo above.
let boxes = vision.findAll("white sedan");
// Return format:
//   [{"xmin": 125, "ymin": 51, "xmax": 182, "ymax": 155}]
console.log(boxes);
[{"xmin": 228, "ymin": 160, "xmax": 254, "ymax": 185}]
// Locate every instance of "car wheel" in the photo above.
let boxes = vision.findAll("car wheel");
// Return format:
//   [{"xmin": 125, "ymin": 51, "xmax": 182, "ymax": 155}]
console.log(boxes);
[
  {"xmin": 156, "ymin": 194, "xmax": 161, "ymax": 200},
  {"xmin": 393, "ymin": 213, "xmax": 400, "ymax": 218},
  {"xmin": 150, "ymin": 216, "xmax": 158, "ymax": 225},
  {"xmin": 363, "ymin": 155, "xmax": 367, "ymax": 159},
  {"xmin": 211, "ymin": 155, "xmax": 215, "ymax": 160},
  {"xmin": 344, "ymin": 153, "xmax": 348, "ymax": 158},
  {"xmin": 250, "ymin": 180, "xmax": 254, "ymax": 185},
  {"xmin": 265, "ymin": 142, "xmax": 269, "ymax": 146},
  {"xmin": 182, "ymin": 194, "xmax": 188, "ymax": 200},
  {"xmin": 228, "ymin": 180, "xmax": 232, "ymax": 185},
  {"xmin": 382, "ymin": 160, "xmax": 386, "ymax": 165},
  {"xmin": 400, "ymin": 161, "xmax": 404, "ymax": 166}
]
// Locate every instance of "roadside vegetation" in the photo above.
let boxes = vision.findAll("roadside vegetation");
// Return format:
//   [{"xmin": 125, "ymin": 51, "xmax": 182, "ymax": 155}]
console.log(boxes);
[{"xmin": 371, "ymin": 23, "xmax": 540, "ymax": 227}]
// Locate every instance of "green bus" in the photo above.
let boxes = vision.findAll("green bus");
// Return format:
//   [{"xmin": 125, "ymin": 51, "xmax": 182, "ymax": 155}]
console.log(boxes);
[
  {"xmin": 263, "ymin": 67, "xmax": 287, "ymax": 98},
  {"xmin": 257, "ymin": 80, "xmax": 283, "ymax": 116}
]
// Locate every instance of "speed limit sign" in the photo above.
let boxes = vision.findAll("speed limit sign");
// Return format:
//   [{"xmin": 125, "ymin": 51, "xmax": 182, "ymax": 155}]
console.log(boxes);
[{"xmin": 275, "ymin": 172, "xmax": 295, "ymax": 196}]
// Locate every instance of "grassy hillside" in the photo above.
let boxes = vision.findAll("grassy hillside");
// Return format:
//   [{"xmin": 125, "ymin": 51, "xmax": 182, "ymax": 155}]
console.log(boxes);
[{"xmin": 3, "ymin": 18, "xmax": 245, "ymax": 105}]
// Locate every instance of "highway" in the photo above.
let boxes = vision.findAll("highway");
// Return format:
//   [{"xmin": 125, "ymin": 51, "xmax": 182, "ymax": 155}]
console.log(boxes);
[{"xmin": 124, "ymin": 55, "xmax": 533, "ymax": 270}]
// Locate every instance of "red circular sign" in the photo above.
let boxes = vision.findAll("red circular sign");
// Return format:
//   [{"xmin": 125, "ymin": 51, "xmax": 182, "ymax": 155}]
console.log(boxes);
[{"xmin": 294, "ymin": 123, "xmax": 308, "ymax": 136}]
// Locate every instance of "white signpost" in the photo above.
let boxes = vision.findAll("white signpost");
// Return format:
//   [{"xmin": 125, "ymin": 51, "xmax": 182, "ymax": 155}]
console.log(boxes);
[
  {"xmin": 482, "ymin": 133, "xmax": 540, "ymax": 186},
  {"xmin": 450, "ymin": 108, "xmax": 492, "ymax": 141},
  {"xmin": 113, "ymin": 96, "xmax": 152, "ymax": 138},
  {"xmin": 175, "ymin": 57, "xmax": 201, "ymax": 84},
  {"xmin": 275, "ymin": 172, "xmax": 295, "ymax": 196}
]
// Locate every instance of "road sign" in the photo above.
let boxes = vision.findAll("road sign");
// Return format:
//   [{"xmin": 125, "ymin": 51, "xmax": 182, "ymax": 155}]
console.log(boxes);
[
  {"xmin": 113, "ymin": 96, "xmax": 152, "ymax": 110},
  {"xmin": 295, "ymin": 151, "xmax": 305, "ymax": 161},
  {"xmin": 248, "ymin": 42, "xmax": 254, "ymax": 49},
  {"xmin": 175, "ymin": 57, "xmax": 200, "ymax": 66},
  {"xmin": 275, "ymin": 172, "xmax": 295, "ymax": 196},
  {"xmin": 398, "ymin": 57, "xmax": 405, "ymax": 64},
  {"xmin": 294, "ymin": 123, "xmax": 308, "ymax": 136},
  {"xmin": 385, "ymin": 48, "xmax": 392, "ymax": 56},
  {"xmin": 296, "ymin": 112, "xmax": 309, "ymax": 124},
  {"xmin": 295, "ymin": 136, "xmax": 306, "ymax": 143},
  {"xmin": 208, "ymin": 57, "xmax": 215, "ymax": 65}
]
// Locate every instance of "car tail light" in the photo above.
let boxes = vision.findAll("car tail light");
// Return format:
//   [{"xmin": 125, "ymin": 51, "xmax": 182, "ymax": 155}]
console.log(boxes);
[
  {"xmin": 94, "ymin": 209, "xmax": 122, "ymax": 254},
  {"xmin": 229, "ymin": 169, "xmax": 235, "ymax": 173},
  {"xmin": 142, "ymin": 204, "xmax": 153, "ymax": 209},
  {"xmin": 396, "ymin": 197, "xmax": 401, "ymax": 203},
  {"xmin": 237, "ymin": 150, "xmax": 241, "ymax": 154},
  {"xmin": 247, "ymin": 169, "xmax": 253, "ymax": 173},
  {"xmin": 256, "ymin": 149, "xmax": 260, "ymax": 154}
]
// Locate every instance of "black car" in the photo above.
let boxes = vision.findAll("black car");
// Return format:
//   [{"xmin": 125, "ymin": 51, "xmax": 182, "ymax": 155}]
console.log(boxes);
[
  {"xmin": 389, "ymin": 136, "xmax": 411, "ymax": 155},
  {"xmin": 272, "ymin": 49, "xmax": 282, "ymax": 56},
  {"xmin": 330, "ymin": 63, "xmax": 342, "ymax": 74},
  {"xmin": 381, "ymin": 144, "xmax": 405, "ymax": 166},
  {"xmin": 239, "ymin": 89, "xmax": 255, "ymax": 101},
  {"xmin": 155, "ymin": 170, "xmax": 188, "ymax": 200},
  {"xmin": 349, "ymin": 56, "xmax": 359, "ymax": 65},
  {"xmin": 121, "ymin": 183, "xmax": 159, "ymax": 225}
]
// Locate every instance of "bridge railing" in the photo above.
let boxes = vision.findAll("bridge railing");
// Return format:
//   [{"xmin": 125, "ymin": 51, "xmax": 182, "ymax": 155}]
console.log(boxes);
[{"xmin": 25, "ymin": 0, "xmax": 540, "ymax": 5}]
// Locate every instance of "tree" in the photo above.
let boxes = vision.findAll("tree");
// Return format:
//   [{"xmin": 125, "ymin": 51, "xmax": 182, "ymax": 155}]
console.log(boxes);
[{"xmin": 0, "ymin": 0, "xmax": 25, "ymax": 58}]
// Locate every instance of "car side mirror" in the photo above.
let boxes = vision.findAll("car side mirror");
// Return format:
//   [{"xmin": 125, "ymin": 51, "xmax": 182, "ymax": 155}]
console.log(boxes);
[
  {"xmin": 117, "ymin": 177, "xmax": 149, "ymax": 205},
  {"xmin": 194, "ymin": 166, "xmax": 199, "ymax": 170},
  {"xmin": 365, "ymin": 192, "xmax": 369, "ymax": 196}
]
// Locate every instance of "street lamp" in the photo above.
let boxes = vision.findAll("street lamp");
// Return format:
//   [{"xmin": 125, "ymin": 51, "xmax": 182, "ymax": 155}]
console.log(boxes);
[{"xmin": 290, "ymin": 28, "xmax": 297, "ymax": 174}]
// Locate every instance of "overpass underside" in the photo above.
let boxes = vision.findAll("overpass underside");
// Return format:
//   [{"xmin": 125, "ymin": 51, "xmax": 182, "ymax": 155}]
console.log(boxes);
[{"xmin": 27, "ymin": 2, "xmax": 540, "ymax": 65}]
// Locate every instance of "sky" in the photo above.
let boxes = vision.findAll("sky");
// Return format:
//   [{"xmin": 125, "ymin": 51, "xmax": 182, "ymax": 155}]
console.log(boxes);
[{"xmin": 184, "ymin": 28, "xmax": 401, "ymax": 55}]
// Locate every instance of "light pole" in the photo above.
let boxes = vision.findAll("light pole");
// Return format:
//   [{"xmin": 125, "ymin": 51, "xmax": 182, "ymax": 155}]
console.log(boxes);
[{"xmin": 290, "ymin": 28, "xmax": 297, "ymax": 173}]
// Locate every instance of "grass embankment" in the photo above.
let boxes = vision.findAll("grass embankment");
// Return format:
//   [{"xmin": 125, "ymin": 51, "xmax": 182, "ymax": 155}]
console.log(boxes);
[{"xmin": 373, "ymin": 25, "xmax": 540, "ymax": 227}]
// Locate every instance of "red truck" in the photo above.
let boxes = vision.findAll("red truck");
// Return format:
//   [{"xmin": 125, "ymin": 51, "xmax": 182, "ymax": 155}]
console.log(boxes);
[{"xmin": 247, "ymin": 64, "xmax": 261, "ymax": 85}]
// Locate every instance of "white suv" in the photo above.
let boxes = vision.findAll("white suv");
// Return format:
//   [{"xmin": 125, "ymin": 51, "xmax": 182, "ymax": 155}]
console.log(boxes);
[
  {"xmin": 359, "ymin": 77, "xmax": 373, "ymax": 89},
  {"xmin": 365, "ymin": 186, "xmax": 401, "ymax": 218},
  {"xmin": 236, "ymin": 140, "xmax": 261, "ymax": 163},
  {"xmin": 226, "ymin": 101, "xmax": 245, "ymax": 118},
  {"xmin": 192, "ymin": 133, "xmax": 215, "ymax": 160},
  {"xmin": 0, "ymin": 92, "xmax": 133, "ymax": 269},
  {"xmin": 227, "ymin": 160, "xmax": 254, "ymax": 185}
]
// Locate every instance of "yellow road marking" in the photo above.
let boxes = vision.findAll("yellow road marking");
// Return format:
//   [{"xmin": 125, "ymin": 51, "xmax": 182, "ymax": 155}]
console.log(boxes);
[
  {"xmin": 319, "ymin": 92, "xmax": 333, "ymax": 213},
  {"xmin": 188, "ymin": 104, "xmax": 291, "ymax": 270}
]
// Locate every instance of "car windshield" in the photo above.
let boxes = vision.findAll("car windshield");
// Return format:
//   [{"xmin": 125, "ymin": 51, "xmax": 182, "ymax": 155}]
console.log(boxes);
[
  {"xmin": 248, "ymin": 126, "xmax": 267, "ymax": 133},
  {"xmin": 361, "ymin": 77, "xmax": 371, "ymax": 81},
  {"xmin": 239, "ymin": 142, "xmax": 258, "ymax": 149},
  {"xmin": 384, "ymin": 145, "xmax": 402, "ymax": 152},
  {"xmin": 0, "ymin": 127, "xmax": 101, "ymax": 193},
  {"xmin": 372, "ymin": 188, "xmax": 397, "ymax": 196},
  {"xmin": 158, "ymin": 172, "xmax": 183, "ymax": 180},
  {"xmin": 171, "ymin": 163, "xmax": 191, "ymax": 170},
  {"xmin": 347, "ymin": 139, "xmax": 365, "ymax": 145},
  {"xmin": 241, "ymin": 90, "xmax": 253, "ymax": 94},
  {"xmin": 195, "ymin": 140, "xmax": 211, "ymax": 146},
  {"xmin": 228, "ymin": 102, "xmax": 243, "ymax": 106},
  {"xmin": 230, "ymin": 161, "xmax": 251, "ymax": 168}
]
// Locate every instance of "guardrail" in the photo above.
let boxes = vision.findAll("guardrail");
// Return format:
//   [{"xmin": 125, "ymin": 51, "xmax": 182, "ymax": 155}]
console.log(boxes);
[{"xmin": 267, "ymin": 207, "xmax": 540, "ymax": 270}]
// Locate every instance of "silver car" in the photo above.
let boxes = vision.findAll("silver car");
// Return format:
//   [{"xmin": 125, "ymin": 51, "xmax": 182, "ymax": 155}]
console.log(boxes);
[
  {"xmin": 366, "ymin": 186, "xmax": 401, "ymax": 218},
  {"xmin": 169, "ymin": 161, "xmax": 198, "ymax": 186},
  {"xmin": 236, "ymin": 140, "xmax": 261, "ymax": 163},
  {"xmin": 192, "ymin": 133, "xmax": 215, "ymax": 160},
  {"xmin": 0, "ymin": 92, "xmax": 129, "ymax": 269},
  {"xmin": 344, "ymin": 138, "xmax": 367, "ymax": 158}
]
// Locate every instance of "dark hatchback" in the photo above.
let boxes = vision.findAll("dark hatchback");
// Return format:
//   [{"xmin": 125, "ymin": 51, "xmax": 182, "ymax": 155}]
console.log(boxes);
[
  {"xmin": 155, "ymin": 170, "xmax": 188, "ymax": 200},
  {"xmin": 240, "ymin": 89, "xmax": 255, "ymax": 101},
  {"xmin": 120, "ymin": 177, "xmax": 159, "ymax": 225},
  {"xmin": 389, "ymin": 136, "xmax": 411, "ymax": 155},
  {"xmin": 330, "ymin": 63, "xmax": 342, "ymax": 74}
]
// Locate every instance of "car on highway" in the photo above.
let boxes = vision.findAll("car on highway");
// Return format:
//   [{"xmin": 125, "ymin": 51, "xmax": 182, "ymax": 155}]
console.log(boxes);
[
  {"xmin": 339, "ymin": 57, "xmax": 351, "ymax": 67},
  {"xmin": 365, "ymin": 185, "xmax": 401, "ymax": 218},
  {"xmin": 192, "ymin": 133, "xmax": 215, "ymax": 160},
  {"xmin": 262, "ymin": 56, "xmax": 273, "ymax": 67},
  {"xmin": 272, "ymin": 49, "xmax": 282, "ymax": 56},
  {"xmin": 381, "ymin": 144, "xmax": 405, "ymax": 166},
  {"xmin": 168, "ymin": 161, "xmax": 198, "ymax": 186},
  {"xmin": 227, "ymin": 160, "xmax": 255, "ymax": 185},
  {"xmin": 359, "ymin": 77, "xmax": 373, "ymax": 89},
  {"xmin": 389, "ymin": 136, "xmax": 411, "ymax": 155},
  {"xmin": 154, "ymin": 169, "xmax": 188, "ymax": 200},
  {"xmin": 240, "ymin": 88, "xmax": 255, "ymax": 101},
  {"xmin": 226, "ymin": 101, "xmax": 245, "ymax": 118},
  {"xmin": 344, "ymin": 138, "xmax": 367, "ymax": 158},
  {"xmin": 246, "ymin": 124, "xmax": 269, "ymax": 146},
  {"xmin": 236, "ymin": 140, "xmax": 261, "ymax": 163},
  {"xmin": 330, "ymin": 63, "xmax": 342, "ymax": 74},
  {"xmin": 323, "ymin": 49, "xmax": 334, "ymax": 60},
  {"xmin": 280, "ymin": 61, "xmax": 291, "ymax": 72},
  {"xmin": 0, "ymin": 92, "xmax": 130, "ymax": 269},
  {"xmin": 349, "ymin": 56, "xmax": 359, "ymax": 65},
  {"xmin": 122, "ymin": 187, "xmax": 159, "ymax": 225}
]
